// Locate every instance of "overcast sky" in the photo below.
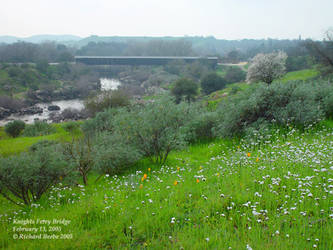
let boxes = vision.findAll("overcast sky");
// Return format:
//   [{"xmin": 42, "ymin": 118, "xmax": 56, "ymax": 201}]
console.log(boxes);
[{"xmin": 1, "ymin": 0, "xmax": 332, "ymax": 40}]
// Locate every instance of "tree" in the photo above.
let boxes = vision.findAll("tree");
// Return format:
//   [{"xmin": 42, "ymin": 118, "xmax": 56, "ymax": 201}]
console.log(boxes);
[
  {"xmin": 5, "ymin": 120, "xmax": 25, "ymax": 137},
  {"xmin": 246, "ymin": 51, "xmax": 287, "ymax": 84},
  {"xmin": 201, "ymin": 73, "xmax": 226, "ymax": 95},
  {"xmin": 112, "ymin": 96, "xmax": 193, "ymax": 165},
  {"xmin": 304, "ymin": 28, "xmax": 333, "ymax": 75},
  {"xmin": 224, "ymin": 66, "xmax": 246, "ymax": 84},
  {"xmin": 171, "ymin": 78, "xmax": 198, "ymax": 103}
]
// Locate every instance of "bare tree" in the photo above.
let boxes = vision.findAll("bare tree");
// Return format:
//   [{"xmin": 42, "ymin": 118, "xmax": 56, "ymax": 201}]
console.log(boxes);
[{"xmin": 304, "ymin": 28, "xmax": 333, "ymax": 75}]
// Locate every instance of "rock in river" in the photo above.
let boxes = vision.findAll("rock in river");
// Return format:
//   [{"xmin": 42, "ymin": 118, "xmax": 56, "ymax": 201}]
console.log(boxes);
[{"xmin": 48, "ymin": 105, "xmax": 61, "ymax": 111}]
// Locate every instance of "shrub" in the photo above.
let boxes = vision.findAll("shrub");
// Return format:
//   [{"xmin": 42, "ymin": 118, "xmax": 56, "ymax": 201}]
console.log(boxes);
[
  {"xmin": 224, "ymin": 67, "xmax": 246, "ymax": 84},
  {"xmin": 93, "ymin": 132, "xmax": 142, "ymax": 176},
  {"xmin": 62, "ymin": 121, "xmax": 80, "ymax": 134},
  {"xmin": 4, "ymin": 120, "xmax": 25, "ymax": 137},
  {"xmin": 201, "ymin": 73, "xmax": 226, "ymax": 95},
  {"xmin": 0, "ymin": 145, "xmax": 72, "ymax": 206},
  {"xmin": 215, "ymin": 81, "xmax": 328, "ymax": 137},
  {"xmin": 186, "ymin": 106, "xmax": 219, "ymax": 142},
  {"xmin": 230, "ymin": 86, "xmax": 241, "ymax": 95},
  {"xmin": 81, "ymin": 108, "xmax": 119, "ymax": 136},
  {"xmin": 171, "ymin": 78, "xmax": 198, "ymax": 103},
  {"xmin": 84, "ymin": 89, "xmax": 130, "ymax": 116},
  {"xmin": 112, "ymin": 96, "xmax": 193, "ymax": 164},
  {"xmin": 29, "ymin": 140, "xmax": 59, "ymax": 152},
  {"xmin": 22, "ymin": 121, "xmax": 56, "ymax": 137},
  {"xmin": 323, "ymin": 91, "xmax": 333, "ymax": 118}
]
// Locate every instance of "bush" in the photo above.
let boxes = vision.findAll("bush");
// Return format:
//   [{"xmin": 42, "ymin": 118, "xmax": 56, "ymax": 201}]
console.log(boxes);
[
  {"xmin": 84, "ymin": 89, "xmax": 130, "ymax": 116},
  {"xmin": 22, "ymin": 121, "xmax": 56, "ymax": 137},
  {"xmin": 112, "ymin": 96, "xmax": 193, "ymax": 164},
  {"xmin": 171, "ymin": 78, "xmax": 198, "ymax": 103},
  {"xmin": 224, "ymin": 67, "xmax": 246, "ymax": 84},
  {"xmin": 81, "ymin": 108, "xmax": 119, "ymax": 136},
  {"xmin": 230, "ymin": 86, "xmax": 241, "ymax": 95},
  {"xmin": 185, "ymin": 105, "xmax": 219, "ymax": 142},
  {"xmin": 4, "ymin": 120, "xmax": 25, "ymax": 137},
  {"xmin": 189, "ymin": 112, "xmax": 219, "ymax": 142},
  {"xmin": 93, "ymin": 133, "xmax": 142, "ymax": 175},
  {"xmin": 29, "ymin": 140, "xmax": 60, "ymax": 152},
  {"xmin": 201, "ymin": 73, "xmax": 226, "ymax": 95},
  {"xmin": 0, "ymin": 145, "xmax": 72, "ymax": 206},
  {"xmin": 323, "ymin": 91, "xmax": 333, "ymax": 118},
  {"xmin": 215, "ymin": 81, "xmax": 329, "ymax": 137},
  {"xmin": 62, "ymin": 121, "xmax": 80, "ymax": 134}
]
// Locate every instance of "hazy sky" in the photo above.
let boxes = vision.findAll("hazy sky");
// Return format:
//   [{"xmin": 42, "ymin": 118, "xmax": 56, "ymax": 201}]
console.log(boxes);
[{"xmin": 1, "ymin": 0, "xmax": 332, "ymax": 40}]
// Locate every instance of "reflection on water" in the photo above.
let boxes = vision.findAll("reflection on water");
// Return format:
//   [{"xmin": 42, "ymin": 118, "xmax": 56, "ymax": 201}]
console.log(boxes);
[{"xmin": 0, "ymin": 78, "xmax": 121, "ymax": 126}]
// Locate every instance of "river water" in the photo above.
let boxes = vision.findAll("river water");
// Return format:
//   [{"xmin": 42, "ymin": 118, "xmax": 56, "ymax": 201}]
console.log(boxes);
[{"xmin": 0, "ymin": 78, "xmax": 121, "ymax": 126}]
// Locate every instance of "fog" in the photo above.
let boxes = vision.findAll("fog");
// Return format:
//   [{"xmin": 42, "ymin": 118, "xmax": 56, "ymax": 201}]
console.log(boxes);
[{"xmin": 1, "ymin": 0, "xmax": 332, "ymax": 39}]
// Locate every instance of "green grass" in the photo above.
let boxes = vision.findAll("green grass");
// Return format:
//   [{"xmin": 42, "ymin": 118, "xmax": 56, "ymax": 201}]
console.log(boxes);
[
  {"xmin": 0, "ymin": 123, "xmax": 332, "ymax": 249},
  {"xmin": 279, "ymin": 68, "xmax": 319, "ymax": 82},
  {"xmin": 0, "ymin": 123, "xmax": 82, "ymax": 157}
]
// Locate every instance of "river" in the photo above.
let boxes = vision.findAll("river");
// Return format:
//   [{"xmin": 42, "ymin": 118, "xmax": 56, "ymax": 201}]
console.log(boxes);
[{"xmin": 0, "ymin": 78, "xmax": 121, "ymax": 126}]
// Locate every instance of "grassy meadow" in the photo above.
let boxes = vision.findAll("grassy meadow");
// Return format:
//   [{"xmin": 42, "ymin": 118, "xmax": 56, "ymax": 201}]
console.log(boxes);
[
  {"xmin": 0, "ymin": 66, "xmax": 332, "ymax": 249},
  {"xmin": 0, "ymin": 121, "xmax": 332, "ymax": 249},
  {"xmin": 0, "ymin": 123, "xmax": 80, "ymax": 157}
]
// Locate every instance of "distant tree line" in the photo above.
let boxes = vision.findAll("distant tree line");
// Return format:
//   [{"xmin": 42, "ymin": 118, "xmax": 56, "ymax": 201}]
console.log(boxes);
[
  {"xmin": 1, "ymin": 36, "xmax": 332, "ymax": 77},
  {"xmin": 0, "ymin": 42, "xmax": 74, "ymax": 63}
]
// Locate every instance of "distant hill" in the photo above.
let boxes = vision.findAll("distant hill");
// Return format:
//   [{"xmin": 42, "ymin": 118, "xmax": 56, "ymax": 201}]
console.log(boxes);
[{"xmin": 0, "ymin": 34, "xmax": 82, "ymax": 44}]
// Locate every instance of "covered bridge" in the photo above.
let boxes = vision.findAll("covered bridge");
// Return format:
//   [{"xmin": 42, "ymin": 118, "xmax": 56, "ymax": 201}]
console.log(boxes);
[{"xmin": 75, "ymin": 56, "xmax": 218, "ymax": 67}]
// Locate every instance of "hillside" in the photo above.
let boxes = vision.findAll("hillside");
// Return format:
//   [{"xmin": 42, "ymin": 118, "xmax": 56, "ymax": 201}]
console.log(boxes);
[{"xmin": 0, "ymin": 121, "xmax": 332, "ymax": 249}]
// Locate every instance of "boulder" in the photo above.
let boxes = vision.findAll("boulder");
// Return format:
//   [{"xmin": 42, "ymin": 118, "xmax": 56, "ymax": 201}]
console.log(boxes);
[
  {"xmin": 0, "ymin": 107, "xmax": 12, "ymax": 119},
  {"xmin": 48, "ymin": 105, "xmax": 61, "ymax": 111},
  {"xmin": 18, "ymin": 106, "xmax": 43, "ymax": 115}
]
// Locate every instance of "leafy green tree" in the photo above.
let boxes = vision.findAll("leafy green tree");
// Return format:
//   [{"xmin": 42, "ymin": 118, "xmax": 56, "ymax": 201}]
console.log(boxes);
[
  {"xmin": 201, "ymin": 73, "xmax": 226, "ymax": 95},
  {"xmin": 112, "ymin": 96, "xmax": 193, "ymax": 164},
  {"xmin": 171, "ymin": 78, "xmax": 198, "ymax": 103},
  {"xmin": 5, "ymin": 120, "xmax": 25, "ymax": 137},
  {"xmin": 0, "ymin": 145, "xmax": 72, "ymax": 206}
]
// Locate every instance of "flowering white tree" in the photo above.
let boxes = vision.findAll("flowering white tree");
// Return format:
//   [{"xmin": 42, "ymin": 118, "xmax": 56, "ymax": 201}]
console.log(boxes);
[{"xmin": 246, "ymin": 51, "xmax": 287, "ymax": 84}]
